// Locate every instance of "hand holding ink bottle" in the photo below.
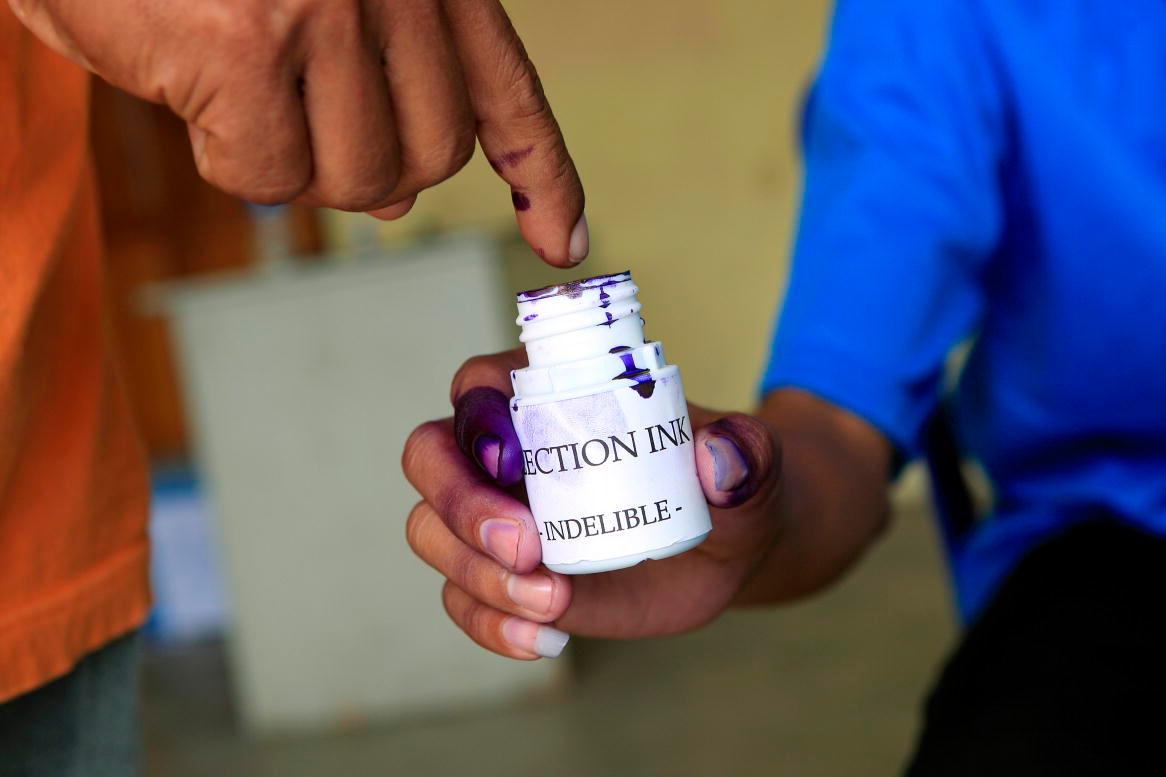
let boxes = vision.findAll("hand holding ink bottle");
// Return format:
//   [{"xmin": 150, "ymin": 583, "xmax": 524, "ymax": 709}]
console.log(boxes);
[{"xmin": 404, "ymin": 271, "xmax": 789, "ymax": 661}]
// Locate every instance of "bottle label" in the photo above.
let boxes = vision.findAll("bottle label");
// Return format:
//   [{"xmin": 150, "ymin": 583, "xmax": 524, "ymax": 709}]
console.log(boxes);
[{"xmin": 511, "ymin": 372, "xmax": 712, "ymax": 567}]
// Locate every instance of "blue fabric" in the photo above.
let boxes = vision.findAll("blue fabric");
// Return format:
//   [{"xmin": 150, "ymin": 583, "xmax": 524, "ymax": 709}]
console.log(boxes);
[{"xmin": 762, "ymin": 0, "xmax": 1166, "ymax": 623}]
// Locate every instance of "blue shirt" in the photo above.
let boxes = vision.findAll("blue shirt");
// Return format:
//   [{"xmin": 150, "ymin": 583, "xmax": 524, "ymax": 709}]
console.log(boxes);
[{"xmin": 762, "ymin": 0, "xmax": 1166, "ymax": 623}]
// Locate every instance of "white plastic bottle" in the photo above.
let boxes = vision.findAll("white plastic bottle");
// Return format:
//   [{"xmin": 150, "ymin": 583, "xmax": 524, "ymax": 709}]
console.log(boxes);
[{"xmin": 509, "ymin": 271, "xmax": 712, "ymax": 574}]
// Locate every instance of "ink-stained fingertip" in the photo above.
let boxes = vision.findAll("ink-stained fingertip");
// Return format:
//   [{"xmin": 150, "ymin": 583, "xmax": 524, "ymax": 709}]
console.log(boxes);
[
  {"xmin": 695, "ymin": 414, "xmax": 777, "ymax": 509},
  {"xmin": 454, "ymin": 387, "xmax": 525, "ymax": 486}
]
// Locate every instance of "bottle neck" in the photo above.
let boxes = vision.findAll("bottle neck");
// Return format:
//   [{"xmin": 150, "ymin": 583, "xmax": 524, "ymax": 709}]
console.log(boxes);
[{"xmin": 515, "ymin": 271, "xmax": 645, "ymax": 368}]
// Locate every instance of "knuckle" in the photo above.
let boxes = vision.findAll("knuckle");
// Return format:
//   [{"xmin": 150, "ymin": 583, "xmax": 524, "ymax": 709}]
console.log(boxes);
[
  {"xmin": 401, "ymin": 420, "xmax": 448, "ymax": 478},
  {"xmin": 499, "ymin": 40, "xmax": 548, "ymax": 119},
  {"xmin": 199, "ymin": 152, "xmax": 308, "ymax": 204},
  {"xmin": 411, "ymin": 128, "xmax": 477, "ymax": 190},
  {"xmin": 463, "ymin": 599, "xmax": 493, "ymax": 640},
  {"xmin": 441, "ymin": 581, "xmax": 462, "ymax": 620},
  {"xmin": 483, "ymin": 30, "xmax": 555, "ymax": 127},
  {"xmin": 432, "ymin": 481, "xmax": 474, "ymax": 538},
  {"xmin": 282, "ymin": 0, "xmax": 359, "ymax": 36},
  {"xmin": 201, "ymin": 139, "xmax": 311, "ymax": 204},
  {"xmin": 503, "ymin": 72, "xmax": 552, "ymax": 127},
  {"xmin": 447, "ymin": 547, "xmax": 480, "ymax": 592},
  {"xmin": 203, "ymin": 1, "xmax": 284, "ymax": 55},
  {"xmin": 232, "ymin": 175, "xmax": 309, "ymax": 205},
  {"xmin": 405, "ymin": 501, "xmax": 431, "ymax": 551},
  {"xmin": 325, "ymin": 179, "xmax": 401, "ymax": 212}
]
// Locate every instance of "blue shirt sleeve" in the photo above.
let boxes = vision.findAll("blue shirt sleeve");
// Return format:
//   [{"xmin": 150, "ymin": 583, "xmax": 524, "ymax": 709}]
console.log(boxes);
[{"xmin": 762, "ymin": 0, "xmax": 1006, "ymax": 460}]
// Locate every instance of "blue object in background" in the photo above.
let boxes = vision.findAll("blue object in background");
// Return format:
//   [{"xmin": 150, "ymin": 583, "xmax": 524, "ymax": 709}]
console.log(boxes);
[{"xmin": 146, "ymin": 467, "xmax": 229, "ymax": 642}]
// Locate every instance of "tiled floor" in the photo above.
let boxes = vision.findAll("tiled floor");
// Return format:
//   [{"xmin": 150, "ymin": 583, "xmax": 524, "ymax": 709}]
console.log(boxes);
[{"xmin": 144, "ymin": 497, "xmax": 955, "ymax": 777}]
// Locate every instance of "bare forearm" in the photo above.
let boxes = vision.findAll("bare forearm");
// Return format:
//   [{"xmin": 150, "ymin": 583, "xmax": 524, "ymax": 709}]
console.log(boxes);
[{"xmin": 733, "ymin": 389, "xmax": 892, "ymax": 605}]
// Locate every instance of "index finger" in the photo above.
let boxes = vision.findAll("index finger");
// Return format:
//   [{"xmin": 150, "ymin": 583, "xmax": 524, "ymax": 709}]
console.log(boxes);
[{"xmin": 444, "ymin": 0, "xmax": 588, "ymax": 267}]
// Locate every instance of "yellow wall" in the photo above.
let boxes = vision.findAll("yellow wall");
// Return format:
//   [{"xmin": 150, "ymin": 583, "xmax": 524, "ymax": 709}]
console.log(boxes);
[{"xmin": 329, "ymin": 1, "xmax": 832, "ymax": 412}]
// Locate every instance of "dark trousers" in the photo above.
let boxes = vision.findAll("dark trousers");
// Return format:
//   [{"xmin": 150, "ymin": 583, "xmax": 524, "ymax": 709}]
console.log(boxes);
[
  {"xmin": 905, "ymin": 521, "xmax": 1166, "ymax": 776},
  {"xmin": 0, "ymin": 631, "xmax": 141, "ymax": 777}
]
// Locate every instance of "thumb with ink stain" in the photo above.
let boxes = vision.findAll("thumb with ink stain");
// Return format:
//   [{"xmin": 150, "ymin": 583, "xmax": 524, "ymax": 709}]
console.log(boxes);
[
  {"xmin": 692, "ymin": 411, "xmax": 782, "ymax": 510},
  {"xmin": 454, "ymin": 386, "xmax": 525, "ymax": 487}
]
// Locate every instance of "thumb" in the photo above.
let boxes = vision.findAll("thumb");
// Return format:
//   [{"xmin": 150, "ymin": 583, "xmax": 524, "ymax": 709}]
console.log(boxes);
[
  {"xmin": 453, "ymin": 386, "xmax": 526, "ymax": 488},
  {"xmin": 8, "ymin": 0, "xmax": 95, "ymax": 70},
  {"xmin": 693, "ymin": 412, "xmax": 782, "ymax": 510}
]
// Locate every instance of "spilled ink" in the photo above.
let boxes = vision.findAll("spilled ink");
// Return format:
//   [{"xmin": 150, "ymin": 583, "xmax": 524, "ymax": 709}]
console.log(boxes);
[{"xmin": 611, "ymin": 350, "xmax": 656, "ymax": 399}]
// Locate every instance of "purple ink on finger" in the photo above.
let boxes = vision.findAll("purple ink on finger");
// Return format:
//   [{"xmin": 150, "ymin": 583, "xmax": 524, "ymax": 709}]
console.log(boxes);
[
  {"xmin": 512, "ymin": 191, "xmax": 532, "ymax": 211},
  {"xmin": 706, "ymin": 436, "xmax": 749, "ymax": 493},
  {"xmin": 491, "ymin": 146, "xmax": 534, "ymax": 170},
  {"xmin": 700, "ymin": 417, "xmax": 764, "ymax": 508},
  {"xmin": 454, "ymin": 386, "xmax": 525, "ymax": 486}
]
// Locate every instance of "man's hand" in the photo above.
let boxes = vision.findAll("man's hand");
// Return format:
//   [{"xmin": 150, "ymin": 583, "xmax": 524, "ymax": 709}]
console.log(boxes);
[
  {"xmin": 401, "ymin": 349, "xmax": 891, "ymax": 659},
  {"xmin": 10, "ymin": 0, "xmax": 588, "ymax": 265}
]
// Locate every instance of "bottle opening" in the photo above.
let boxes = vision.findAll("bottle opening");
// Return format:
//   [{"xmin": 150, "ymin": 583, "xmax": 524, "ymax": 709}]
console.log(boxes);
[
  {"xmin": 517, "ymin": 270, "xmax": 633, "ymax": 303},
  {"xmin": 514, "ymin": 271, "xmax": 644, "ymax": 368}
]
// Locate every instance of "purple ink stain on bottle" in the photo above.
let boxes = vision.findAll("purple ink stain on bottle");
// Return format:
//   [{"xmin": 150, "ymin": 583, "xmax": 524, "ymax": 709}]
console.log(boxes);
[
  {"xmin": 512, "ymin": 191, "xmax": 531, "ymax": 211},
  {"xmin": 523, "ymin": 313, "xmax": 538, "ymax": 322},
  {"xmin": 517, "ymin": 270, "xmax": 632, "ymax": 303},
  {"xmin": 612, "ymin": 351, "xmax": 656, "ymax": 399}
]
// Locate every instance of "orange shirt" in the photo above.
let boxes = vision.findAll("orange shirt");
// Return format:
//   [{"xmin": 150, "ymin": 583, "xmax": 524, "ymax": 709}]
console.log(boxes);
[{"xmin": 0, "ymin": 8, "xmax": 151, "ymax": 701}]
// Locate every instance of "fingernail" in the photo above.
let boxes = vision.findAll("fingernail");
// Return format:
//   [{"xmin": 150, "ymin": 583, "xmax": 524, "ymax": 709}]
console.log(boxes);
[
  {"xmin": 480, "ymin": 519, "xmax": 521, "ymax": 568},
  {"xmin": 706, "ymin": 435, "xmax": 749, "ymax": 492},
  {"xmin": 507, "ymin": 573, "xmax": 555, "ymax": 615},
  {"xmin": 473, "ymin": 434, "xmax": 502, "ymax": 480},
  {"xmin": 568, "ymin": 212, "xmax": 589, "ymax": 264},
  {"xmin": 502, "ymin": 617, "xmax": 570, "ymax": 658}
]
